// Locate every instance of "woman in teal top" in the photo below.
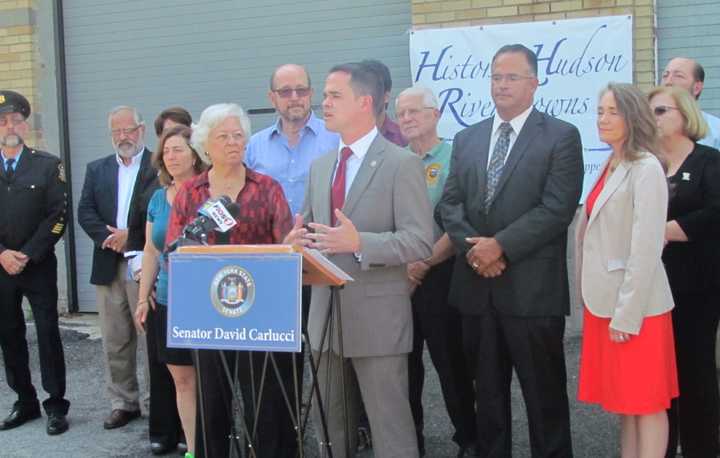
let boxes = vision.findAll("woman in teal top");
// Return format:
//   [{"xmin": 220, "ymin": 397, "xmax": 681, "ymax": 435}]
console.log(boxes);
[{"xmin": 135, "ymin": 125, "xmax": 206, "ymax": 458}]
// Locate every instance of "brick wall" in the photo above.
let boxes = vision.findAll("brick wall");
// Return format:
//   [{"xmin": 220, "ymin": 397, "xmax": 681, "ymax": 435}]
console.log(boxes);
[
  {"xmin": 411, "ymin": 0, "xmax": 655, "ymax": 90},
  {"xmin": 0, "ymin": 0, "xmax": 40, "ymax": 145}
]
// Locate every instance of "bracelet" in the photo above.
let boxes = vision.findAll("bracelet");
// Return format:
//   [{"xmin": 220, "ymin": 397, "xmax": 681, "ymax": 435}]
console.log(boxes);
[
  {"xmin": 137, "ymin": 299, "xmax": 149, "ymax": 305},
  {"xmin": 421, "ymin": 258, "xmax": 433, "ymax": 267}
]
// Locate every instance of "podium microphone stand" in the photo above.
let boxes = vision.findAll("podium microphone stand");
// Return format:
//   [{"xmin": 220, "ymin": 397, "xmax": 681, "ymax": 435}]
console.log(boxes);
[
  {"xmin": 297, "ymin": 249, "xmax": 354, "ymax": 458},
  {"xmin": 169, "ymin": 245, "xmax": 350, "ymax": 458}
]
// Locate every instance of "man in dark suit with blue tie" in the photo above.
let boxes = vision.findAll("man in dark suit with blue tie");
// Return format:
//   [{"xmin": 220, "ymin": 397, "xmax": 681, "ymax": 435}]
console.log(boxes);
[
  {"xmin": 438, "ymin": 45, "xmax": 584, "ymax": 457},
  {"xmin": 78, "ymin": 106, "xmax": 157, "ymax": 430}
]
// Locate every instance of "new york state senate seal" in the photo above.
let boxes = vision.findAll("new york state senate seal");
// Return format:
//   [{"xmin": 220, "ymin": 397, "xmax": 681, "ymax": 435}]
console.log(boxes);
[{"xmin": 209, "ymin": 265, "xmax": 256, "ymax": 318}]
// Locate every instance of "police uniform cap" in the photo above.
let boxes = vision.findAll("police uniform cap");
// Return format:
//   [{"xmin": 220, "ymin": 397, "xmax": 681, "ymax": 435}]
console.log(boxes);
[{"xmin": 0, "ymin": 90, "xmax": 31, "ymax": 119}]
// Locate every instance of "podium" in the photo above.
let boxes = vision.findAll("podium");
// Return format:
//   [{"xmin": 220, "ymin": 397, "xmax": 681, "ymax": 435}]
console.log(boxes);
[{"xmin": 168, "ymin": 244, "xmax": 350, "ymax": 458}]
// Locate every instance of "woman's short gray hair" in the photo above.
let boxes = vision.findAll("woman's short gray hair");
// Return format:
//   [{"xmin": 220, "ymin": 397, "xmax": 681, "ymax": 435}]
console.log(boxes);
[
  {"xmin": 395, "ymin": 85, "xmax": 439, "ymax": 109},
  {"xmin": 191, "ymin": 103, "xmax": 251, "ymax": 156}
]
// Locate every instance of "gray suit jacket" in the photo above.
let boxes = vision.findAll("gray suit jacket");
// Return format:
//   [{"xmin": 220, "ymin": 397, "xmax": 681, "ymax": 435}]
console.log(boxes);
[
  {"xmin": 439, "ymin": 108, "xmax": 584, "ymax": 317},
  {"xmin": 302, "ymin": 134, "xmax": 433, "ymax": 357}
]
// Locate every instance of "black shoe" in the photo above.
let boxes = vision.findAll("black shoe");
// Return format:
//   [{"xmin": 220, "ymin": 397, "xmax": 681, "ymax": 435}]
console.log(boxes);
[
  {"xmin": 357, "ymin": 425, "xmax": 372, "ymax": 451},
  {"xmin": 150, "ymin": 440, "xmax": 176, "ymax": 455},
  {"xmin": 457, "ymin": 443, "xmax": 480, "ymax": 457},
  {"xmin": 0, "ymin": 404, "xmax": 41, "ymax": 430},
  {"xmin": 46, "ymin": 414, "xmax": 68, "ymax": 435},
  {"xmin": 103, "ymin": 409, "xmax": 141, "ymax": 429}
]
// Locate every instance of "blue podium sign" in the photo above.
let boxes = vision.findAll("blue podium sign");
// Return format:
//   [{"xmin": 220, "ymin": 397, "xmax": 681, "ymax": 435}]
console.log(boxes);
[{"xmin": 167, "ymin": 251, "xmax": 301, "ymax": 352}]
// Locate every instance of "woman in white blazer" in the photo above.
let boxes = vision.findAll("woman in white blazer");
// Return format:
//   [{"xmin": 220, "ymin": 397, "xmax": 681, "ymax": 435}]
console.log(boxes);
[{"xmin": 577, "ymin": 83, "xmax": 678, "ymax": 458}]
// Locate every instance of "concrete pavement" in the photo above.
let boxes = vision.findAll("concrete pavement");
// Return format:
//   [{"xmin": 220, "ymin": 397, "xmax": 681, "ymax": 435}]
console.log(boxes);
[{"xmin": 0, "ymin": 314, "xmax": 620, "ymax": 457}]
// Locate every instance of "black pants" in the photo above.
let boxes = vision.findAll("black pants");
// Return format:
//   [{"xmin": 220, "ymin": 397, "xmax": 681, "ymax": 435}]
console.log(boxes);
[
  {"xmin": 194, "ymin": 349, "xmax": 300, "ymax": 458},
  {"xmin": 145, "ymin": 305, "xmax": 182, "ymax": 445},
  {"xmin": 408, "ymin": 258, "xmax": 476, "ymax": 450},
  {"xmin": 463, "ymin": 308, "xmax": 572, "ymax": 458},
  {"xmin": 0, "ymin": 254, "xmax": 69, "ymax": 415},
  {"xmin": 666, "ymin": 292, "xmax": 720, "ymax": 458}
]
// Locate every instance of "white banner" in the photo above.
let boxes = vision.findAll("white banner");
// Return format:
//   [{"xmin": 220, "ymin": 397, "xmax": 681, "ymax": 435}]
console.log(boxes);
[{"xmin": 409, "ymin": 15, "xmax": 633, "ymax": 201}]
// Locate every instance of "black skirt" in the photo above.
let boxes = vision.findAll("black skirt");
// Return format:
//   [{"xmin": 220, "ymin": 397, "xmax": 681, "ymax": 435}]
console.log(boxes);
[{"xmin": 148, "ymin": 303, "xmax": 193, "ymax": 366}]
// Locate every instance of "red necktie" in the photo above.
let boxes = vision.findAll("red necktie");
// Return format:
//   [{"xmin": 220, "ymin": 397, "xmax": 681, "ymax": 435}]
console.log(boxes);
[{"xmin": 330, "ymin": 146, "xmax": 353, "ymax": 226}]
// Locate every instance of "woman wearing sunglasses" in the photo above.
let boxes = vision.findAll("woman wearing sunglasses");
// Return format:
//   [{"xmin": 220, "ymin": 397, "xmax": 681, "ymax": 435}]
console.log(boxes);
[
  {"xmin": 648, "ymin": 85, "xmax": 720, "ymax": 458},
  {"xmin": 577, "ymin": 83, "xmax": 678, "ymax": 457}
]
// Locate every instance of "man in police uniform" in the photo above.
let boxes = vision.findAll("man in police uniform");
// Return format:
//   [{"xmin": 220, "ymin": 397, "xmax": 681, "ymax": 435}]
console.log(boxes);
[{"xmin": 0, "ymin": 90, "xmax": 70, "ymax": 435}]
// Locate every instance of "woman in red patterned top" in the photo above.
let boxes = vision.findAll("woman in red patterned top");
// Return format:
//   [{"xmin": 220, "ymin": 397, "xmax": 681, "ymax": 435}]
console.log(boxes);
[{"xmin": 165, "ymin": 103, "xmax": 295, "ymax": 458}]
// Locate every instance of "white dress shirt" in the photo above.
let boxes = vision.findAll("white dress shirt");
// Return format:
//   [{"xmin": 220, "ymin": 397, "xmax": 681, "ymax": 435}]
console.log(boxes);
[
  {"xmin": 699, "ymin": 111, "xmax": 720, "ymax": 151},
  {"xmin": 335, "ymin": 126, "xmax": 378, "ymax": 196},
  {"xmin": 487, "ymin": 105, "xmax": 533, "ymax": 169},
  {"xmin": 115, "ymin": 149, "xmax": 143, "ymax": 230}
]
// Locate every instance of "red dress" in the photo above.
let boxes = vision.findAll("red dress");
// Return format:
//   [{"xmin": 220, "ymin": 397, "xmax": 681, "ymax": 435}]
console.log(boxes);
[{"xmin": 577, "ymin": 167, "xmax": 679, "ymax": 415}]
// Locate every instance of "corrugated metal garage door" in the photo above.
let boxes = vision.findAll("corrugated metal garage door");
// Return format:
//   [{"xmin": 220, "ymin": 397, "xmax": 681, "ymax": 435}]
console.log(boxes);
[
  {"xmin": 657, "ymin": 0, "xmax": 720, "ymax": 115},
  {"xmin": 63, "ymin": 0, "xmax": 412, "ymax": 311}
]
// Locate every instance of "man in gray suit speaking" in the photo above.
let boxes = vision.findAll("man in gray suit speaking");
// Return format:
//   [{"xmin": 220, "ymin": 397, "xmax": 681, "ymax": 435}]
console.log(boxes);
[
  {"xmin": 438, "ymin": 45, "xmax": 583, "ymax": 457},
  {"xmin": 285, "ymin": 62, "xmax": 433, "ymax": 457}
]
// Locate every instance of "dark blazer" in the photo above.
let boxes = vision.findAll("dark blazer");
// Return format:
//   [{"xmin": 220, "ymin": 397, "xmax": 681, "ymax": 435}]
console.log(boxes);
[
  {"xmin": 438, "ymin": 108, "xmax": 584, "ymax": 317},
  {"xmin": 126, "ymin": 181, "xmax": 160, "ymax": 252},
  {"xmin": 77, "ymin": 148, "xmax": 157, "ymax": 285},
  {"xmin": 0, "ymin": 146, "xmax": 67, "ymax": 263},
  {"xmin": 663, "ymin": 143, "xmax": 720, "ymax": 295}
]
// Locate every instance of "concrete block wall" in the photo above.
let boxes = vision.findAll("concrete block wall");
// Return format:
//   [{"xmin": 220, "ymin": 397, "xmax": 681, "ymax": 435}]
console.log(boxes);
[{"xmin": 0, "ymin": 0, "xmax": 42, "ymax": 145}]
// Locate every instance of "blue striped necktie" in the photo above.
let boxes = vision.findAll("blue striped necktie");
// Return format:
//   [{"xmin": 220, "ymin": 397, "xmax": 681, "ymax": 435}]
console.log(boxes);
[{"xmin": 484, "ymin": 122, "xmax": 513, "ymax": 212}]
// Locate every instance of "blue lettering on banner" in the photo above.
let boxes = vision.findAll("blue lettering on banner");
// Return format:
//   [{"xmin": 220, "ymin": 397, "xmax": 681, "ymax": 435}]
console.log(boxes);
[
  {"xmin": 414, "ymin": 25, "xmax": 628, "ymax": 86},
  {"xmin": 413, "ymin": 23, "xmax": 627, "ymax": 129},
  {"xmin": 414, "ymin": 45, "xmax": 492, "ymax": 82},
  {"xmin": 534, "ymin": 25, "xmax": 628, "ymax": 86}
]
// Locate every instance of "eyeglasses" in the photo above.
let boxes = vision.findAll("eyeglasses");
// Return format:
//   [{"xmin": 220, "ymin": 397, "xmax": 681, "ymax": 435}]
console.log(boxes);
[
  {"xmin": 0, "ymin": 116, "xmax": 26, "ymax": 127},
  {"xmin": 111, "ymin": 125, "xmax": 142, "ymax": 137},
  {"xmin": 214, "ymin": 132, "xmax": 245, "ymax": 144},
  {"xmin": 491, "ymin": 74, "xmax": 535, "ymax": 83},
  {"xmin": 396, "ymin": 107, "xmax": 435, "ymax": 119},
  {"xmin": 653, "ymin": 105, "xmax": 679, "ymax": 116},
  {"xmin": 273, "ymin": 87, "xmax": 311, "ymax": 98}
]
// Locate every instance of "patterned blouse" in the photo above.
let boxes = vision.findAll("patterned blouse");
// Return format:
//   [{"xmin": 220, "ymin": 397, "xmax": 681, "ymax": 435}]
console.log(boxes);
[{"xmin": 165, "ymin": 167, "xmax": 292, "ymax": 247}]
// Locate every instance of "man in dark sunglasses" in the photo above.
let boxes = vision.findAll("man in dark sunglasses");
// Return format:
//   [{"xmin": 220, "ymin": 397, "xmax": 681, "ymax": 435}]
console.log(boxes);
[
  {"xmin": 246, "ymin": 64, "xmax": 339, "ymax": 218},
  {"xmin": 661, "ymin": 57, "xmax": 720, "ymax": 150}
]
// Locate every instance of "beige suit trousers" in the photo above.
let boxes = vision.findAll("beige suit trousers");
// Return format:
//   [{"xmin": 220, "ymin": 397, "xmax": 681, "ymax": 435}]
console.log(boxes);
[
  {"xmin": 96, "ymin": 258, "xmax": 149, "ymax": 411},
  {"xmin": 311, "ymin": 351, "xmax": 419, "ymax": 458}
]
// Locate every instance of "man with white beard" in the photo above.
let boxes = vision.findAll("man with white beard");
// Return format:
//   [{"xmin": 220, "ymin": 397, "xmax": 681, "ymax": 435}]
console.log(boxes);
[
  {"xmin": 0, "ymin": 90, "xmax": 70, "ymax": 435},
  {"xmin": 78, "ymin": 106, "xmax": 157, "ymax": 430}
]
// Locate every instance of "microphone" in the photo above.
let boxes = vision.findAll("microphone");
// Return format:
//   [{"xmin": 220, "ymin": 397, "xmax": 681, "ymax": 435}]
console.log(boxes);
[{"xmin": 167, "ymin": 195, "xmax": 240, "ymax": 252}]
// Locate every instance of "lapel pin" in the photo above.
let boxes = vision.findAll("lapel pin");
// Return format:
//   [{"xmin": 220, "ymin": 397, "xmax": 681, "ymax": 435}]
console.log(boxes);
[
  {"xmin": 370, "ymin": 160, "xmax": 377, "ymax": 168},
  {"xmin": 682, "ymin": 172, "xmax": 691, "ymax": 181}
]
